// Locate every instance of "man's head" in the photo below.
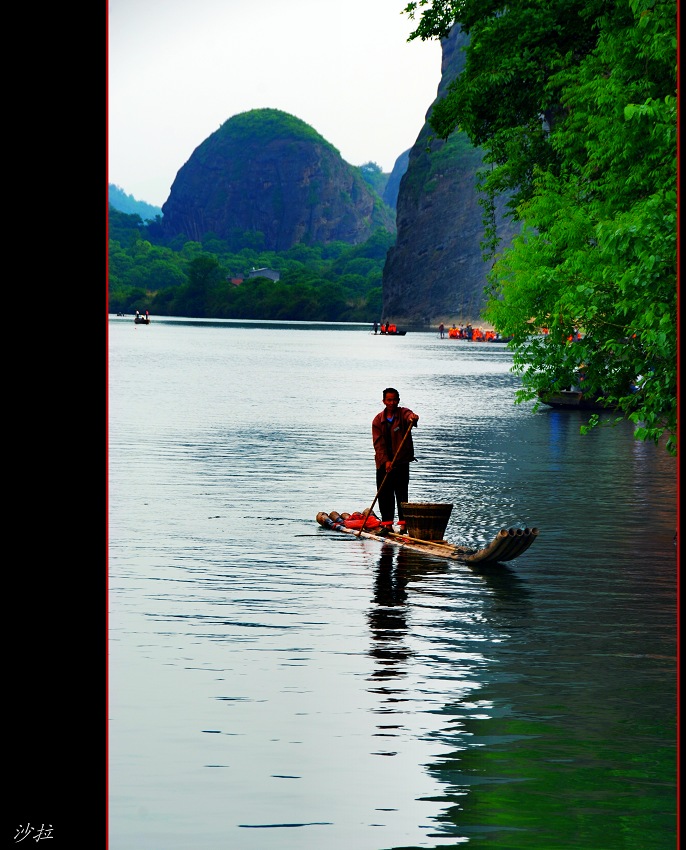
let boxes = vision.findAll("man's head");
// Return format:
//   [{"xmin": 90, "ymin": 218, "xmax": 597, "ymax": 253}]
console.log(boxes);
[{"xmin": 382, "ymin": 388, "xmax": 400, "ymax": 412}]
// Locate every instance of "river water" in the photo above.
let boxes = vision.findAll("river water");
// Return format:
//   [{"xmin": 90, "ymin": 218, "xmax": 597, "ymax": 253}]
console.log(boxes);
[{"xmin": 107, "ymin": 316, "xmax": 677, "ymax": 850}]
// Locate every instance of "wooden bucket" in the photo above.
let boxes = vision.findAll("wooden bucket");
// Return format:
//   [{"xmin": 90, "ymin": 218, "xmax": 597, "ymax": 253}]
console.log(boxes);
[{"xmin": 400, "ymin": 502, "xmax": 453, "ymax": 540}]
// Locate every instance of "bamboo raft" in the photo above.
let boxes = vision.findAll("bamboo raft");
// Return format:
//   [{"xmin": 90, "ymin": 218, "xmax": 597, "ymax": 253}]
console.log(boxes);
[{"xmin": 316, "ymin": 511, "xmax": 539, "ymax": 565}]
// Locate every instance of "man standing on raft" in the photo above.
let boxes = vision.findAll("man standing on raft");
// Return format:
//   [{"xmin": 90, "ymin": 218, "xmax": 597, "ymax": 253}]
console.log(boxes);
[{"xmin": 372, "ymin": 387, "xmax": 419, "ymax": 531}]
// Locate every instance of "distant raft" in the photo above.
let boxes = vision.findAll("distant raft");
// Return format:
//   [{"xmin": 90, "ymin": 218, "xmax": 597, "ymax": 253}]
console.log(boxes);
[{"xmin": 316, "ymin": 510, "xmax": 539, "ymax": 565}]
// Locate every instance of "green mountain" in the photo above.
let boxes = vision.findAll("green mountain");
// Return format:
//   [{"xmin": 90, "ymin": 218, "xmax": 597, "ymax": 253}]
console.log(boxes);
[
  {"xmin": 160, "ymin": 108, "xmax": 396, "ymax": 250},
  {"xmin": 108, "ymin": 184, "xmax": 162, "ymax": 221}
]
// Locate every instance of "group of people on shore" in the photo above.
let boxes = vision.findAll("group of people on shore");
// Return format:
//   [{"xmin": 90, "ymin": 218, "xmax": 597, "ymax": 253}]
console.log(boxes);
[
  {"xmin": 370, "ymin": 320, "xmax": 508, "ymax": 340},
  {"xmin": 438, "ymin": 323, "xmax": 505, "ymax": 341}
]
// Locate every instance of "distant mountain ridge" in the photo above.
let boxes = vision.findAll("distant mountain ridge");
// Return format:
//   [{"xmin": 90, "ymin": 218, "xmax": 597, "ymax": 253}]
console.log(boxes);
[
  {"xmin": 108, "ymin": 184, "xmax": 162, "ymax": 221},
  {"xmin": 160, "ymin": 108, "xmax": 397, "ymax": 250},
  {"xmin": 110, "ymin": 58, "xmax": 509, "ymax": 325}
]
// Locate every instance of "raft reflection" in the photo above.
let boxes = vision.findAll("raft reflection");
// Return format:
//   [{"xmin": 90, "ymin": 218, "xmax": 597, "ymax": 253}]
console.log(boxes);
[
  {"xmin": 367, "ymin": 544, "xmax": 412, "ymax": 684},
  {"xmin": 367, "ymin": 545, "xmax": 450, "ymax": 683}
]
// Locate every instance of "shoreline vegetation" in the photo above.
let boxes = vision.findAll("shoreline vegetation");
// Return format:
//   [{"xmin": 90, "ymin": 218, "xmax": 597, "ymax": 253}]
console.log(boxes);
[
  {"xmin": 108, "ymin": 207, "xmax": 494, "ymax": 328},
  {"xmin": 109, "ymin": 312, "xmax": 498, "ymax": 333}
]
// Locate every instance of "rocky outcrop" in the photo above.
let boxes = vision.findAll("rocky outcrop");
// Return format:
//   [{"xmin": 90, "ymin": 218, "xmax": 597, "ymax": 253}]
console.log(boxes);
[
  {"xmin": 382, "ymin": 149, "xmax": 410, "ymax": 209},
  {"xmin": 161, "ymin": 109, "xmax": 395, "ymax": 250},
  {"xmin": 382, "ymin": 26, "xmax": 519, "ymax": 327}
]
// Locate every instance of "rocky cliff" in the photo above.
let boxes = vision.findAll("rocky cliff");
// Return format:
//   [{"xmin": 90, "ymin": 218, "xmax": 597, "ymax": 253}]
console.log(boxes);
[
  {"xmin": 161, "ymin": 109, "xmax": 395, "ymax": 250},
  {"xmin": 382, "ymin": 149, "xmax": 410, "ymax": 209},
  {"xmin": 382, "ymin": 26, "xmax": 518, "ymax": 327}
]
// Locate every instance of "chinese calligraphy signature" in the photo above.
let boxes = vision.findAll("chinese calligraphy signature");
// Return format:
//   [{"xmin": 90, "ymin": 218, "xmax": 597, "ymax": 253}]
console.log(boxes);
[{"xmin": 14, "ymin": 825, "xmax": 54, "ymax": 843}]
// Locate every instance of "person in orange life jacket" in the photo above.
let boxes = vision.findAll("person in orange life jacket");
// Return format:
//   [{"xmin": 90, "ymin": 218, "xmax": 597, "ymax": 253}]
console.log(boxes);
[{"xmin": 371, "ymin": 388, "xmax": 419, "ymax": 528}]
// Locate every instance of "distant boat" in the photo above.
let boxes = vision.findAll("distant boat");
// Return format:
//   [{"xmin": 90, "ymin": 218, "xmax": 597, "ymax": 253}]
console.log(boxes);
[
  {"xmin": 134, "ymin": 315, "xmax": 150, "ymax": 325},
  {"xmin": 537, "ymin": 389, "xmax": 614, "ymax": 411}
]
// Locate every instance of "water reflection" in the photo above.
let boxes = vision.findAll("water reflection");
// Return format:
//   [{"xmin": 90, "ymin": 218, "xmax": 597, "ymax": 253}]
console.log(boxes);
[
  {"xmin": 367, "ymin": 544, "xmax": 412, "ymax": 685},
  {"xmin": 368, "ymin": 547, "xmax": 453, "ymax": 675},
  {"xmin": 109, "ymin": 320, "xmax": 676, "ymax": 850},
  {"xmin": 467, "ymin": 562, "xmax": 533, "ymax": 627},
  {"xmin": 367, "ymin": 545, "xmax": 453, "ymax": 761}
]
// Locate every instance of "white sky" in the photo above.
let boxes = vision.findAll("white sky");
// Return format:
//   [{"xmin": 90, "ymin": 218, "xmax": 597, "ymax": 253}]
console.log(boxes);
[{"xmin": 108, "ymin": 0, "xmax": 442, "ymax": 208}]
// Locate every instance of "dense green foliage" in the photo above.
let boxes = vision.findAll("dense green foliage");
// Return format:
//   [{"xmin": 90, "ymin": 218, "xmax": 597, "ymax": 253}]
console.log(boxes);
[
  {"xmin": 405, "ymin": 0, "xmax": 677, "ymax": 453},
  {"xmin": 108, "ymin": 206, "xmax": 392, "ymax": 322},
  {"xmin": 210, "ymin": 108, "xmax": 338, "ymax": 152}
]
